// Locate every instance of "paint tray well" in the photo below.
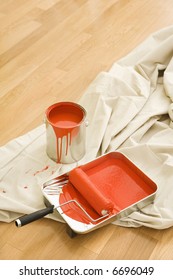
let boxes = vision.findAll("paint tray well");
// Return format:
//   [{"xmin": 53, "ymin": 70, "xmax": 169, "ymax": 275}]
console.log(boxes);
[{"xmin": 58, "ymin": 152, "xmax": 157, "ymax": 231}]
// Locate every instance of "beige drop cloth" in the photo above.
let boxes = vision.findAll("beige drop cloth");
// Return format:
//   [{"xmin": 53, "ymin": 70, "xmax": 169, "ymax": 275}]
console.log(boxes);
[{"xmin": 1, "ymin": 26, "xmax": 173, "ymax": 229}]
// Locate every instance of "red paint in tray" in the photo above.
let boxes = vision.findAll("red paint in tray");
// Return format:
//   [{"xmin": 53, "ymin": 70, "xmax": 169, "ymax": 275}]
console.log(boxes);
[{"xmin": 59, "ymin": 152, "xmax": 157, "ymax": 224}]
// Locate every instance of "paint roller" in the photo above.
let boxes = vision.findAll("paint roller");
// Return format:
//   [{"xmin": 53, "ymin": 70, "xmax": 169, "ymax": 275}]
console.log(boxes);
[
  {"xmin": 15, "ymin": 167, "xmax": 115, "ymax": 227},
  {"xmin": 69, "ymin": 167, "xmax": 114, "ymax": 216}
]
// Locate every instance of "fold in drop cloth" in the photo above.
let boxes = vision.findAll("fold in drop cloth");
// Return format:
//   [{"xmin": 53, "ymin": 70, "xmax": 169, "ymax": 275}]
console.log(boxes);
[{"xmin": 1, "ymin": 26, "xmax": 173, "ymax": 229}]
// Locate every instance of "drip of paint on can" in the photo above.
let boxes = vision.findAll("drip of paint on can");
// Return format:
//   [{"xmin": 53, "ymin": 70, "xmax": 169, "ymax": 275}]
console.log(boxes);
[{"xmin": 45, "ymin": 102, "xmax": 86, "ymax": 163}]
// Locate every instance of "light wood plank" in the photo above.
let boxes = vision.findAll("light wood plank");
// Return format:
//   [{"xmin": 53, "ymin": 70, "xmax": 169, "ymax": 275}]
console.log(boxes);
[{"xmin": 1, "ymin": 0, "xmax": 173, "ymax": 260}]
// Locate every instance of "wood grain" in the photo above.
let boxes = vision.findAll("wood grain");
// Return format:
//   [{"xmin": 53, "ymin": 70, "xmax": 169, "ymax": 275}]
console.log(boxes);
[{"xmin": 0, "ymin": 0, "xmax": 173, "ymax": 260}]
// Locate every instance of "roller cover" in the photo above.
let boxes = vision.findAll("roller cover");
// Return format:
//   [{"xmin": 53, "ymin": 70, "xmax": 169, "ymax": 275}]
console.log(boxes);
[{"xmin": 69, "ymin": 167, "xmax": 114, "ymax": 216}]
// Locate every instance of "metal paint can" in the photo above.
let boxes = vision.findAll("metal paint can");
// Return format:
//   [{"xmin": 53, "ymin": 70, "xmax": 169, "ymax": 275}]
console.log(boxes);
[{"xmin": 45, "ymin": 102, "xmax": 87, "ymax": 164}]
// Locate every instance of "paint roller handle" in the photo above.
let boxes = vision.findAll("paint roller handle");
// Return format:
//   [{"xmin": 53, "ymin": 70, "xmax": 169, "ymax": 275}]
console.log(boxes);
[{"xmin": 15, "ymin": 205, "xmax": 54, "ymax": 227}]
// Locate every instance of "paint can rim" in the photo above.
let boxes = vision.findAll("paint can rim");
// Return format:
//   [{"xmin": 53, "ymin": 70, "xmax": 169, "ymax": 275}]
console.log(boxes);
[{"xmin": 45, "ymin": 101, "xmax": 87, "ymax": 128}]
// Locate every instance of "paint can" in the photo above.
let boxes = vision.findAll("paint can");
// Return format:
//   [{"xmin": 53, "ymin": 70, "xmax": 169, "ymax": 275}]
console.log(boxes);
[{"xmin": 45, "ymin": 102, "xmax": 88, "ymax": 164}]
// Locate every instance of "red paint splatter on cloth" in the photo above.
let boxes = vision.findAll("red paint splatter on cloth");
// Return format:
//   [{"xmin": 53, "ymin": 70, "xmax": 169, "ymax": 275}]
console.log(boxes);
[{"xmin": 33, "ymin": 165, "xmax": 49, "ymax": 176}]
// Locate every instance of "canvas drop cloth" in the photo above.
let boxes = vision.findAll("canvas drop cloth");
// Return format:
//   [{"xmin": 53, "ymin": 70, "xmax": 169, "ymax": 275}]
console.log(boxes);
[{"xmin": 0, "ymin": 26, "xmax": 173, "ymax": 229}]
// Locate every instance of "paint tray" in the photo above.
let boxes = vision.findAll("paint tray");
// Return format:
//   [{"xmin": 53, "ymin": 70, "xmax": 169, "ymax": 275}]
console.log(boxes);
[{"xmin": 43, "ymin": 152, "xmax": 157, "ymax": 234}]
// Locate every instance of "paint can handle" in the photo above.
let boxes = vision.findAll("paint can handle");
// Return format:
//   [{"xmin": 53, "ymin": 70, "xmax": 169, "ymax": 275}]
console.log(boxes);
[
  {"xmin": 43, "ymin": 116, "xmax": 46, "ymax": 123},
  {"xmin": 85, "ymin": 120, "xmax": 89, "ymax": 127}
]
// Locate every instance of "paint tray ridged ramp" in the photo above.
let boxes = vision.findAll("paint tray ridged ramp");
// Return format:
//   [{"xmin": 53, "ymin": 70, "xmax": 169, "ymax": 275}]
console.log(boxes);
[{"xmin": 49, "ymin": 152, "xmax": 157, "ymax": 234}]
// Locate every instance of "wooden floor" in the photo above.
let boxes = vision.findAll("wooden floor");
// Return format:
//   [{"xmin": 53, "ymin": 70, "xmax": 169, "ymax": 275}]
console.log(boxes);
[{"xmin": 1, "ymin": 0, "xmax": 173, "ymax": 260}]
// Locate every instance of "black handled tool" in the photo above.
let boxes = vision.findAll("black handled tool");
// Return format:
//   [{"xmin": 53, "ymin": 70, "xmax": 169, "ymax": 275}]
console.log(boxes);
[{"xmin": 15, "ymin": 205, "xmax": 54, "ymax": 227}]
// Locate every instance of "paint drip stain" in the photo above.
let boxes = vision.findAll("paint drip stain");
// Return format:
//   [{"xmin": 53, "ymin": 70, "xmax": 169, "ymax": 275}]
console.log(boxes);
[
  {"xmin": 33, "ymin": 165, "xmax": 49, "ymax": 176},
  {"xmin": 54, "ymin": 123, "xmax": 76, "ymax": 163}
]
